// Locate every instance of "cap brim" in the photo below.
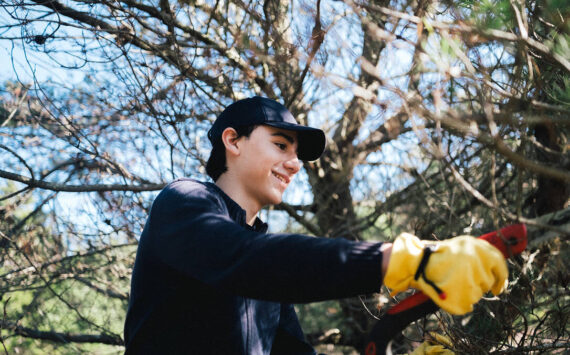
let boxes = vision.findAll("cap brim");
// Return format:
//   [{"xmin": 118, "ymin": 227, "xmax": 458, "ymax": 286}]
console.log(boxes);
[{"xmin": 264, "ymin": 122, "xmax": 326, "ymax": 161}]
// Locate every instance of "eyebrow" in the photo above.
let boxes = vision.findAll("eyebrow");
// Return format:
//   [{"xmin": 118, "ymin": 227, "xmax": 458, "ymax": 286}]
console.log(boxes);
[{"xmin": 271, "ymin": 132, "xmax": 296, "ymax": 144}]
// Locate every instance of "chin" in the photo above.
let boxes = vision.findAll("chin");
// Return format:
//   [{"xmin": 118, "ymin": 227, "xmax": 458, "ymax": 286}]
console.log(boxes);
[
  {"xmin": 268, "ymin": 191, "xmax": 284, "ymax": 205},
  {"xmin": 270, "ymin": 196, "xmax": 283, "ymax": 205}
]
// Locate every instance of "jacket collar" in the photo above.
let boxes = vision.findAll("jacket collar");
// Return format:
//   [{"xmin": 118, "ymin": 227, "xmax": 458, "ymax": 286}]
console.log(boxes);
[{"xmin": 205, "ymin": 181, "xmax": 269, "ymax": 233}]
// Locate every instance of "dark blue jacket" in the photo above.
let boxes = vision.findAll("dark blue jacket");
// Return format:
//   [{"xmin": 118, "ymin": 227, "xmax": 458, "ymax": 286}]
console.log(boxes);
[{"xmin": 124, "ymin": 179, "xmax": 384, "ymax": 354}]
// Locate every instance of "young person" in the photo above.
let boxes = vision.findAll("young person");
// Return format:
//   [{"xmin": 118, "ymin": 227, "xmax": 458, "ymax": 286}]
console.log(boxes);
[{"xmin": 124, "ymin": 96, "xmax": 508, "ymax": 354}]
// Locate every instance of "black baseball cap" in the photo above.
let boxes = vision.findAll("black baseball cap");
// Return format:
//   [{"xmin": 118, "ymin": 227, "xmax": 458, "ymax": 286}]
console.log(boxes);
[{"xmin": 207, "ymin": 96, "xmax": 326, "ymax": 161}]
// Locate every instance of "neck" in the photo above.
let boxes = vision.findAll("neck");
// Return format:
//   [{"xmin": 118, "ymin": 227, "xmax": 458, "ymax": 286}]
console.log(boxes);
[{"xmin": 215, "ymin": 173, "xmax": 260, "ymax": 226}]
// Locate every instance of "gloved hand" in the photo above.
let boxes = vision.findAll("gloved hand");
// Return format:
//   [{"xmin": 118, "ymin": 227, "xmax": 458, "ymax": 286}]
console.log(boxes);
[
  {"xmin": 409, "ymin": 333, "xmax": 454, "ymax": 355},
  {"xmin": 383, "ymin": 233, "xmax": 508, "ymax": 315}
]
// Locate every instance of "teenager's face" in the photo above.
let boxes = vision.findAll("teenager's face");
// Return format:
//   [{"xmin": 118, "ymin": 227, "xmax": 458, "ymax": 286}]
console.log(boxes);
[{"xmin": 234, "ymin": 125, "xmax": 301, "ymax": 207}]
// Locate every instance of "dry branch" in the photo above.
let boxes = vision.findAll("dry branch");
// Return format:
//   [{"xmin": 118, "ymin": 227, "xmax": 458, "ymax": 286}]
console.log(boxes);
[
  {"xmin": 1, "ymin": 321, "xmax": 123, "ymax": 345},
  {"xmin": 0, "ymin": 169, "xmax": 165, "ymax": 192}
]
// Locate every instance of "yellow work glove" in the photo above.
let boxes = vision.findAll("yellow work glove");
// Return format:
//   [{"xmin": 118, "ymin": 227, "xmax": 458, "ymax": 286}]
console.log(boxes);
[
  {"xmin": 384, "ymin": 233, "xmax": 508, "ymax": 315},
  {"xmin": 409, "ymin": 333, "xmax": 454, "ymax": 355}
]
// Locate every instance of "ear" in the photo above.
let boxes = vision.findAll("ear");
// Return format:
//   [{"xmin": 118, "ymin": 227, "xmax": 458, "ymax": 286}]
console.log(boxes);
[{"xmin": 221, "ymin": 127, "xmax": 241, "ymax": 157}]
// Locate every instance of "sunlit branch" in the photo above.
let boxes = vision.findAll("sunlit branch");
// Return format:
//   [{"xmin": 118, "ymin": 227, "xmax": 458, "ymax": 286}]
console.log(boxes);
[{"xmin": 0, "ymin": 169, "xmax": 165, "ymax": 192}]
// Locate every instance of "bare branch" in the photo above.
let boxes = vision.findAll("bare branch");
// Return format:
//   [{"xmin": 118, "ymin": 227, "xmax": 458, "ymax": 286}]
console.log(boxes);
[
  {"xmin": 0, "ymin": 169, "xmax": 165, "ymax": 192},
  {"xmin": 1, "ymin": 321, "xmax": 123, "ymax": 345}
]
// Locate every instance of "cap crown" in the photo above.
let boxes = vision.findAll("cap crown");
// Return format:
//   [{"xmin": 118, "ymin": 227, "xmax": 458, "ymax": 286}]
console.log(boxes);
[
  {"xmin": 208, "ymin": 96, "xmax": 297, "ymax": 141},
  {"xmin": 208, "ymin": 96, "xmax": 326, "ymax": 161}
]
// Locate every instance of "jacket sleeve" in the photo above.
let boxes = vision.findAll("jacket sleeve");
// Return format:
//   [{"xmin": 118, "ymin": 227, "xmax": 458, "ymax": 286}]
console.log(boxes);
[{"xmin": 145, "ymin": 181, "xmax": 384, "ymax": 303}]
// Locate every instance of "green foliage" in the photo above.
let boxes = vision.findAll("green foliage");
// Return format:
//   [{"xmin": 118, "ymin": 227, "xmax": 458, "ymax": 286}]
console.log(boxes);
[
  {"xmin": 2, "ymin": 249, "xmax": 132, "ymax": 354},
  {"xmin": 1, "ymin": 182, "xmax": 132, "ymax": 354},
  {"xmin": 296, "ymin": 301, "xmax": 345, "ymax": 335},
  {"xmin": 456, "ymin": 0, "xmax": 516, "ymax": 30},
  {"xmin": 547, "ymin": 74, "xmax": 570, "ymax": 105}
]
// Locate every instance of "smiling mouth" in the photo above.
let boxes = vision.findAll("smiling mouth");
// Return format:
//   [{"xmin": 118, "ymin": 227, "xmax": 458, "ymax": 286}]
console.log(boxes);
[{"xmin": 272, "ymin": 172, "xmax": 287, "ymax": 184}]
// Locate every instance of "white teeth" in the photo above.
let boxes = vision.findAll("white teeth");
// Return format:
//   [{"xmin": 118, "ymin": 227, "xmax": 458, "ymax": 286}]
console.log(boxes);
[{"xmin": 273, "ymin": 173, "xmax": 285, "ymax": 183}]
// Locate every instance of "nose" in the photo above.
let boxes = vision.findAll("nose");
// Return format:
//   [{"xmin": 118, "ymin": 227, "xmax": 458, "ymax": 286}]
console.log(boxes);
[{"xmin": 284, "ymin": 155, "xmax": 301, "ymax": 175}]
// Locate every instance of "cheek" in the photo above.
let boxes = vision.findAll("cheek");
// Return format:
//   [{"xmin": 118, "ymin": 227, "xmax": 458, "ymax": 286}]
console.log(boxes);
[
  {"xmin": 240, "ymin": 143, "xmax": 280, "ymax": 180},
  {"xmin": 253, "ymin": 146, "xmax": 279, "ymax": 169},
  {"xmin": 244, "ymin": 155, "xmax": 272, "ymax": 180}
]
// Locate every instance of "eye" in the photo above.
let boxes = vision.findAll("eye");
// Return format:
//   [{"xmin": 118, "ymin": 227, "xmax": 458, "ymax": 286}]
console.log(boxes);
[{"xmin": 275, "ymin": 143, "xmax": 287, "ymax": 151}]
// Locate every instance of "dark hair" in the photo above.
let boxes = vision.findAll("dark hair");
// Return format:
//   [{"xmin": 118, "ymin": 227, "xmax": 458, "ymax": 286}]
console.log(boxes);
[{"xmin": 206, "ymin": 125, "xmax": 258, "ymax": 181}]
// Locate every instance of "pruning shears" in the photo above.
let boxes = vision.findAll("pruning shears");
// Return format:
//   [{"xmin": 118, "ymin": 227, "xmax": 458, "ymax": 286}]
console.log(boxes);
[{"xmin": 363, "ymin": 224, "xmax": 528, "ymax": 355}]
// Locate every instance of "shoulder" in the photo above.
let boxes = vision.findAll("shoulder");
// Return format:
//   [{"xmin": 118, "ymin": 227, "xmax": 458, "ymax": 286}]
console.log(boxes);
[
  {"xmin": 165, "ymin": 178, "xmax": 213, "ymax": 197},
  {"xmin": 154, "ymin": 178, "xmax": 225, "ymax": 212}
]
